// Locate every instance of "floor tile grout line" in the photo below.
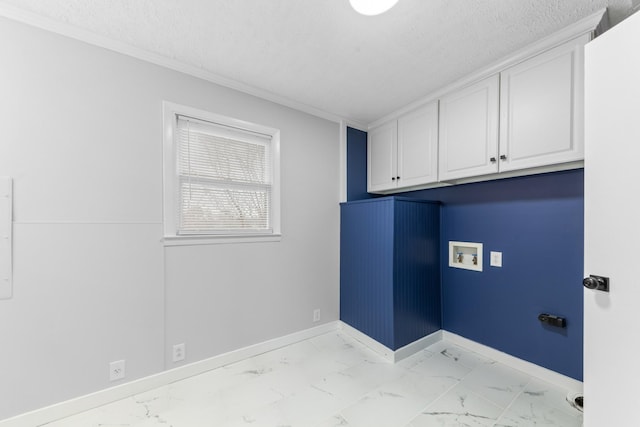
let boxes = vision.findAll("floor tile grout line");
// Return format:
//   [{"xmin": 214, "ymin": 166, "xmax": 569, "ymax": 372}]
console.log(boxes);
[
  {"xmin": 498, "ymin": 375, "xmax": 534, "ymax": 420},
  {"xmin": 491, "ymin": 375, "xmax": 535, "ymax": 426},
  {"xmin": 405, "ymin": 341, "xmax": 485, "ymax": 422},
  {"xmin": 332, "ymin": 340, "xmax": 454, "ymax": 427},
  {"xmin": 424, "ymin": 340, "xmax": 532, "ymax": 426}
]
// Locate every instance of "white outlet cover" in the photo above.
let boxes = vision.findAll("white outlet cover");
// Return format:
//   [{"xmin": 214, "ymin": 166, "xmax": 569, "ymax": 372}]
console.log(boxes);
[
  {"xmin": 109, "ymin": 360, "xmax": 125, "ymax": 381},
  {"xmin": 490, "ymin": 251, "xmax": 503, "ymax": 267},
  {"xmin": 313, "ymin": 309, "xmax": 321, "ymax": 322},
  {"xmin": 173, "ymin": 343, "xmax": 186, "ymax": 362}
]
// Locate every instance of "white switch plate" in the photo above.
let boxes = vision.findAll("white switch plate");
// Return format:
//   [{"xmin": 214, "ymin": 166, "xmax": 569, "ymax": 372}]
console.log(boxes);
[{"xmin": 490, "ymin": 251, "xmax": 503, "ymax": 267}]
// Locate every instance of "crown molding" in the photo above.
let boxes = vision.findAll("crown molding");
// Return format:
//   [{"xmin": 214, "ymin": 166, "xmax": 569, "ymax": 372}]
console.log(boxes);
[
  {"xmin": 0, "ymin": 3, "xmax": 366, "ymax": 127},
  {"xmin": 1, "ymin": 3, "xmax": 605, "ymax": 133}
]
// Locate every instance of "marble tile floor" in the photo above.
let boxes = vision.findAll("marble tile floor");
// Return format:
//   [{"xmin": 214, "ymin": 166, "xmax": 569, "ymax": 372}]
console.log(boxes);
[{"xmin": 42, "ymin": 331, "xmax": 583, "ymax": 427}]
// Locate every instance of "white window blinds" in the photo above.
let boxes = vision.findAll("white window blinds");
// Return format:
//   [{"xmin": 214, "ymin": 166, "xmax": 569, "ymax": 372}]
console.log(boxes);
[{"xmin": 176, "ymin": 115, "xmax": 273, "ymax": 234}]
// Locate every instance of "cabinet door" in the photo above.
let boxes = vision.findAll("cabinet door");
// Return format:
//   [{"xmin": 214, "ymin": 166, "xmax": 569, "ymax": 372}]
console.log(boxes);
[
  {"xmin": 368, "ymin": 121, "xmax": 398, "ymax": 192},
  {"xmin": 499, "ymin": 34, "xmax": 589, "ymax": 172},
  {"xmin": 397, "ymin": 101, "xmax": 439, "ymax": 188},
  {"xmin": 438, "ymin": 75, "xmax": 500, "ymax": 181}
]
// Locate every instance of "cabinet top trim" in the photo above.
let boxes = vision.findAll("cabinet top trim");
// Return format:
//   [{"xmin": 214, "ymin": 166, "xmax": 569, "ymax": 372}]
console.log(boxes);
[
  {"xmin": 340, "ymin": 196, "xmax": 441, "ymax": 206},
  {"xmin": 367, "ymin": 8, "xmax": 607, "ymax": 130}
]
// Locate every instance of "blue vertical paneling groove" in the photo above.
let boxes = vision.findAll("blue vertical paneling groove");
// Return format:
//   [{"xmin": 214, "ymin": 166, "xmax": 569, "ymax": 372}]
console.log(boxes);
[
  {"xmin": 340, "ymin": 198, "xmax": 395, "ymax": 347},
  {"xmin": 340, "ymin": 197, "xmax": 441, "ymax": 350},
  {"xmin": 393, "ymin": 199, "xmax": 441, "ymax": 349}
]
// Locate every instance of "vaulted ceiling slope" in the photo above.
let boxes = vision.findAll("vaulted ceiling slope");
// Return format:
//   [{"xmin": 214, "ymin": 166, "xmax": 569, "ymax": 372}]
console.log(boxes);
[{"xmin": 1, "ymin": 0, "xmax": 637, "ymax": 125}]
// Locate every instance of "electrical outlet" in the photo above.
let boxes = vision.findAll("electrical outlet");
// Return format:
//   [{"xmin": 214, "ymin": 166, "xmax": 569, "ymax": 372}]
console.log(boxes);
[
  {"xmin": 109, "ymin": 360, "xmax": 125, "ymax": 382},
  {"xmin": 490, "ymin": 251, "xmax": 503, "ymax": 267},
  {"xmin": 313, "ymin": 309, "xmax": 321, "ymax": 322},
  {"xmin": 172, "ymin": 343, "xmax": 186, "ymax": 362}
]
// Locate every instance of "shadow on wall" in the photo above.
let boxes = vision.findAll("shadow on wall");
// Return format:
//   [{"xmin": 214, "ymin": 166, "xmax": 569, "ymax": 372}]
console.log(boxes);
[{"xmin": 403, "ymin": 169, "xmax": 584, "ymax": 205}]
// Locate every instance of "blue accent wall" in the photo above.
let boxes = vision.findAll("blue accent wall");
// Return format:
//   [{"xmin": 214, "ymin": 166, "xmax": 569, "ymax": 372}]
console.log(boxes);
[
  {"xmin": 344, "ymin": 127, "xmax": 583, "ymax": 380},
  {"xmin": 346, "ymin": 127, "xmax": 374, "ymax": 201},
  {"xmin": 408, "ymin": 171, "xmax": 584, "ymax": 381}
]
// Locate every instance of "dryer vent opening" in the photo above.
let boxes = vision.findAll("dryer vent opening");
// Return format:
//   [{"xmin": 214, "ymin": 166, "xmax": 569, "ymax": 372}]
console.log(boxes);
[{"xmin": 566, "ymin": 392, "xmax": 583, "ymax": 412}]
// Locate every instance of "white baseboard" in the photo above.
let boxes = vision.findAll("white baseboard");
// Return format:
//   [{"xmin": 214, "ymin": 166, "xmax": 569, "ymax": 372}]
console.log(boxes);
[
  {"xmin": 0, "ymin": 321, "xmax": 339, "ymax": 427},
  {"xmin": 394, "ymin": 330, "xmax": 443, "ymax": 362},
  {"xmin": 442, "ymin": 331, "xmax": 583, "ymax": 394},
  {"xmin": 337, "ymin": 324, "xmax": 582, "ymax": 394},
  {"xmin": 339, "ymin": 322, "xmax": 395, "ymax": 361},
  {"xmin": 338, "ymin": 321, "xmax": 442, "ymax": 363}
]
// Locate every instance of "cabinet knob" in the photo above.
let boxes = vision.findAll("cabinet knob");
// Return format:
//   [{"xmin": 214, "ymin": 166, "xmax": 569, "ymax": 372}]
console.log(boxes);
[
  {"xmin": 500, "ymin": 154, "xmax": 507, "ymax": 160},
  {"xmin": 490, "ymin": 157, "xmax": 496, "ymax": 163},
  {"xmin": 397, "ymin": 176, "xmax": 400, "ymax": 180},
  {"xmin": 391, "ymin": 177, "xmax": 396, "ymax": 181}
]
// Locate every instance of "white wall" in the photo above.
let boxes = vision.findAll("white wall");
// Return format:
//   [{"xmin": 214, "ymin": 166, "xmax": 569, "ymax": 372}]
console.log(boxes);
[
  {"xmin": 0, "ymin": 17, "xmax": 340, "ymax": 420},
  {"xmin": 163, "ymin": 90, "xmax": 342, "ymax": 366}
]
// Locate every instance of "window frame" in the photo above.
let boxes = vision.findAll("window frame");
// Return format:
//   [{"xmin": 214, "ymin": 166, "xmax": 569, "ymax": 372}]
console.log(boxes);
[{"xmin": 162, "ymin": 101, "xmax": 281, "ymax": 246}]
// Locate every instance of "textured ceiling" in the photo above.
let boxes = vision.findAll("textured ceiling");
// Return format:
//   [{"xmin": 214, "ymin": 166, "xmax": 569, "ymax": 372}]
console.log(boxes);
[{"xmin": 1, "ymin": 0, "xmax": 637, "ymax": 125}]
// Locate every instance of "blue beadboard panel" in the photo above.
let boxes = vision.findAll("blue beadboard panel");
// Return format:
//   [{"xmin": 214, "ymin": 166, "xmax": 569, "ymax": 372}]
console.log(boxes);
[
  {"xmin": 340, "ymin": 198, "xmax": 395, "ymax": 347},
  {"xmin": 340, "ymin": 197, "xmax": 441, "ymax": 350},
  {"xmin": 393, "ymin": 199, "xmax": 441, "ymax": 349}
]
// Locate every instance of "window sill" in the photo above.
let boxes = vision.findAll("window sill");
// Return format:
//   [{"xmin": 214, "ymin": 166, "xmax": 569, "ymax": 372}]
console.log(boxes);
[{"xmin": 163, "ymin": 233, "xmax": 282, "ymax": 247}]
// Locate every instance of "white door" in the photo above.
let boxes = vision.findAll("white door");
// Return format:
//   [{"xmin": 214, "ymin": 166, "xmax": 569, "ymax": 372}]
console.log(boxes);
[
  {"xmin": 368, "ymin": 121, "xmax": 397, "ymax": 193},
  {"xmin": 397, "ymin": 101, "xmax": 439, "ymax": 188},
  {"xmin": 438, "ymin": 75, "xmax": 500, "ymax": 181},
  {"xmin": 584, "ymin": 11, "xmax": 640, "ymax": 426},
  {"xmin": 500, "ymin": 34, "xmax": 588, "ymax": 172}
]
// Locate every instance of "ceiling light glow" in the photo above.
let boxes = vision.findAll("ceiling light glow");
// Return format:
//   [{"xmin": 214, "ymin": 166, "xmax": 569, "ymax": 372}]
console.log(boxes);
[{"xmin": 349, "ymin": 0, "xmax": 399, "ymax": 16}]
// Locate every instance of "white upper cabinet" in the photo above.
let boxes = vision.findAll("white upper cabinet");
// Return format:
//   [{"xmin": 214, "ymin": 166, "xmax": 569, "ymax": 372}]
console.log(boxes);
[
  {"xmin": 438, "ymin": 75, "xmax": 500, "ymax": 181},
  {"xmin": 368, "ymin": 102, "xmax": 438, "ymax": 193},
  {"xmin": 397, "ymin": 102, "xmax": 439, "ymax": 188},
  {"xmin": 368, "ymin": 120, "xmax": 397, "ymax": 192},
  {"xmin": 499, "ymin": 34, "xmax": 589, "ymax": 172},
  {"xmin": 366, "ymin": 15, "xmax": 598, "ymax": 192}
]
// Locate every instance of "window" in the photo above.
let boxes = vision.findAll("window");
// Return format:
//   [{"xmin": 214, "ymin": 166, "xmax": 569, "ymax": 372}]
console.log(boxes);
[{"xmin": 163, "ymin": 102, "xmax": 280, "ymax": 244}]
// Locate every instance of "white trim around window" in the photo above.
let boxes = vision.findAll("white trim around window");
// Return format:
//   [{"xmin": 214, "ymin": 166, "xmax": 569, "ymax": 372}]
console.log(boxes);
[{"xmin": 162, "ymin": 101, "xmax": 281, "ymax": 245}]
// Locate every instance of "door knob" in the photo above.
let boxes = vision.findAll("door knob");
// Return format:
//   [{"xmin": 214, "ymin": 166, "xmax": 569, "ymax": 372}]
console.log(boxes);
[{"xmin": 583, "ymin": 275, "xmax": 609, "ymax": 292}]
